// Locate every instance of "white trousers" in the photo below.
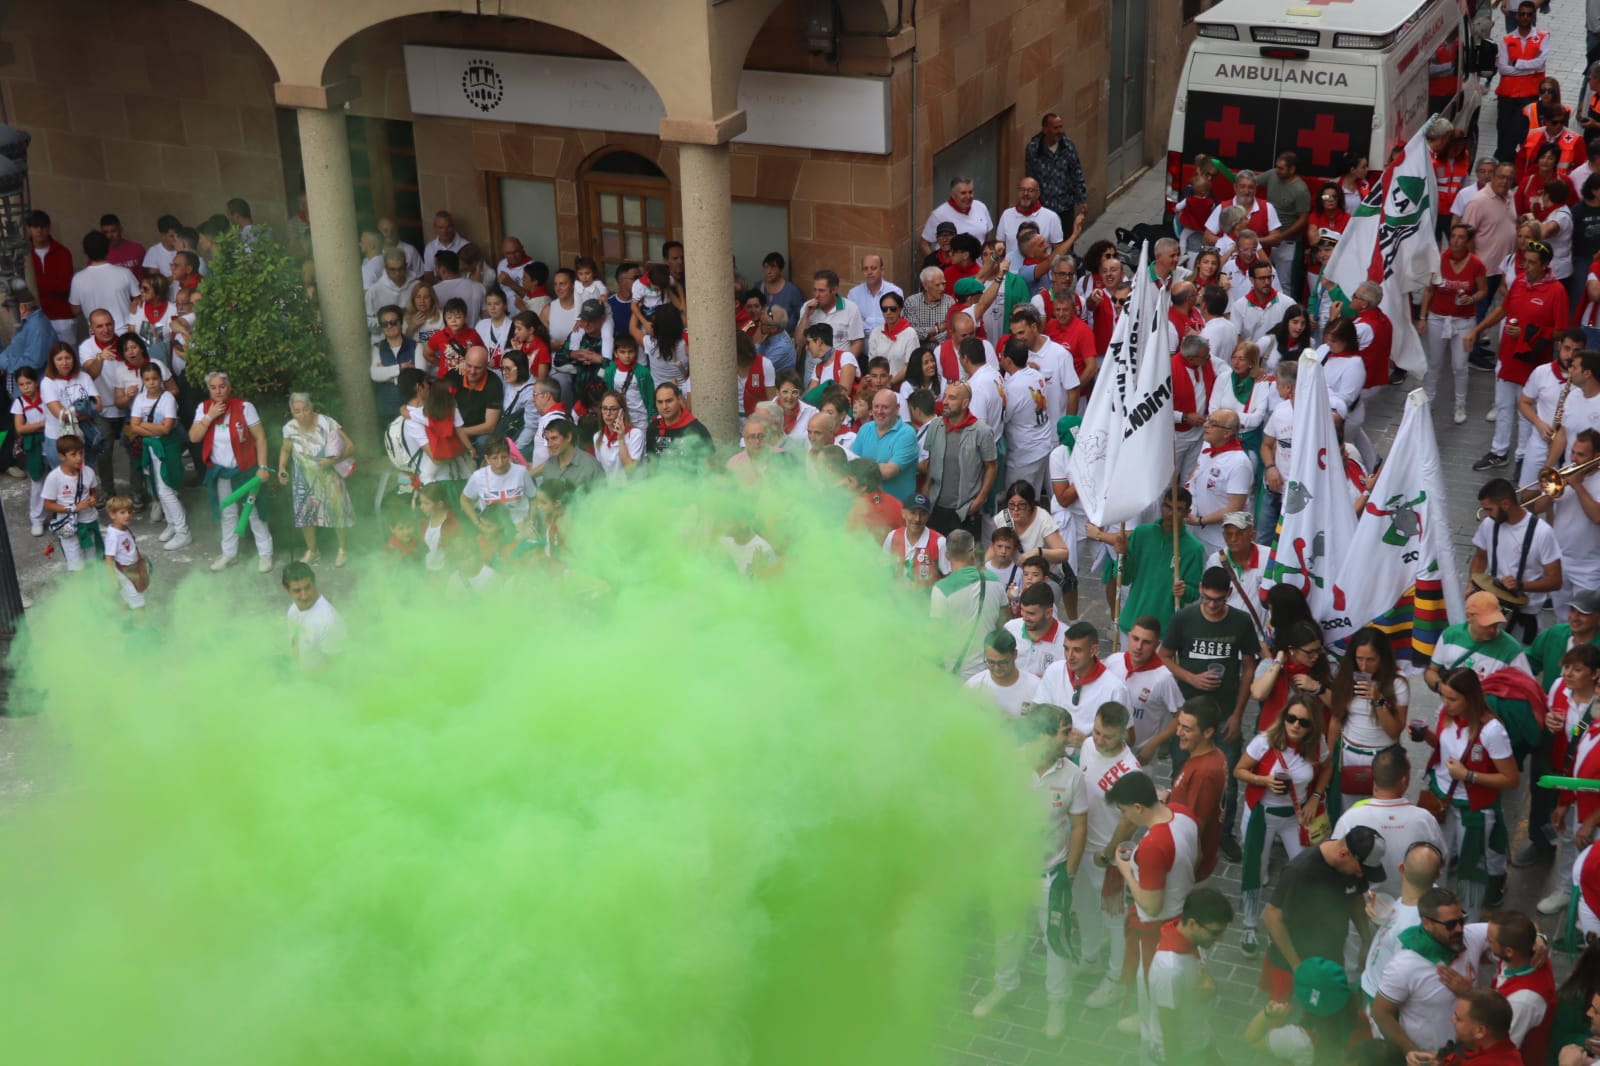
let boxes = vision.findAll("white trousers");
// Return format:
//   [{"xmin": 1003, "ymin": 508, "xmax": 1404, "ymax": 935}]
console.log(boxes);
[
  {"xmin": 49, "ymin": 318, "xmax": 76, "ymax": 344},
  {"xmin": 26, "ymin": 477, "xmax": 43, "ymax": 523},
  {"xmin": 1424, "ymin": 314, "xmax": 1473, "ymax": 409},
  {"xmin": 216, "ymin": 473, "xmax": 273, "ymax": 562},
  {"xmin": 1006, "ymin": 453, "xmax": 1050, "ymax": 500},
  {"xmin": 1073, "ymin": 859, "xmax": 1127, "ymax": 978},
  {"xmin": 992, "ymin": 874, "xmax": 1073, "ymax": 1002},
  {"xmin": 53, "ymin": 521, "xmax": 88, "ymax": 571},
  {"xmin": 1492, "ymin": 378, "xmax": 1535, "ymax": 458},
  {"xmin": 112, "ymin": 564, "xmax": 146, "ymax": 609},
  {"xmin": 1241, "ymin": 801, "xmax": 1305, "ymax": 928},
  {"xmin": 149, "ymin": 449, "xmax": 188, "ymax": 537},
  {"xmin": 1174, "ymin": 432, "xmax": 1203, "ymax": 488}
]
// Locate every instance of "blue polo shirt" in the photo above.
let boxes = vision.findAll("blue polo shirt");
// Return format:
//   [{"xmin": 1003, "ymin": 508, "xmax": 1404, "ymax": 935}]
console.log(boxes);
[{"xmin": 851, "ymin": 418, "xmax": 921, "ymax": 502}]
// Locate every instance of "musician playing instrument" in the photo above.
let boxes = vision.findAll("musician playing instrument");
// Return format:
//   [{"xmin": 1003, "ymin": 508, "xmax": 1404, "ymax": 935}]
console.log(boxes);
[
  {"xmin": 1529, "ymin": 429, "xmax": 1600, "ymax": 618},
  {"xmin": 1471, "ymin": 477, "xmax": 1565, "ymax": 644},
  {"xmin": 1548, "ymin": 349, "xmax": 1600, "ymax": 469},
  {"xmin": 1517, "ymin": 329, "xmax": 1583, "ymax": 485}
]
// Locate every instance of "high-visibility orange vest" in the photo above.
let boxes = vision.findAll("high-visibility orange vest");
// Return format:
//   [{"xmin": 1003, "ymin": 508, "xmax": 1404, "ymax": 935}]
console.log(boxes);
[
  {"xmin": 1430, "ymin": 40, "xmax": 1459, "ymax": 98},
  {"xmin": 1519, "ymin": 127, "xmax": 1586, "ymax": 178},
  {"xmin": 1498, "ymin": 30, "xmax": 1549, "ymax": 98},
  {"xmin": 1433, "ymin": 151, "xmax": 1469, "ymax": 213}
]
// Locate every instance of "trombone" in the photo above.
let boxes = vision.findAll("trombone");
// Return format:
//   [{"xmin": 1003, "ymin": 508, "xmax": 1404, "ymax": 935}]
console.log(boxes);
[{"xmin": 1476, "ymin": 454, "xmax": 1600, "ymax": 519}]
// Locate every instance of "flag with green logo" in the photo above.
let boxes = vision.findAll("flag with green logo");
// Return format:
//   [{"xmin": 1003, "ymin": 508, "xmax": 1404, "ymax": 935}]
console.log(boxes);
[{"xmin": 1322, "ymin": 124, "xmax": 1439, "ymax": 376}]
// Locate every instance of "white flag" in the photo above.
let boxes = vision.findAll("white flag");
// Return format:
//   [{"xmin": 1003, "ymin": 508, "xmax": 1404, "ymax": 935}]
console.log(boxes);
[
  {"xmin": 1325, "ymin": 388, "xmax": 1466, "ymax": 646},
  {"xmin": 1261, "ymin": 353, "xmax": 1357, "ymax": 624},
  {"xmin": 1322, "ymin": 123, "xmax": 1439, "ymax": 376},
  {"xmin": 1067, "ymin": 246, "xmax": 1174, "ymax": 527}
]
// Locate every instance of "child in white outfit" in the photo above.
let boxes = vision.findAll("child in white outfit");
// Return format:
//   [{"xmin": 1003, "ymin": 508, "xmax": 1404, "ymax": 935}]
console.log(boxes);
[
  {"xmin": 11, "ymin": 366, "xmax": 48, "ymax": 536},
  {"xmin": 41, "ymin": 433, "xmax": 100, "ymax": 572},
  {"xmin": 103, "ymin": 495, "xmax": 148, "ymax": 609}
]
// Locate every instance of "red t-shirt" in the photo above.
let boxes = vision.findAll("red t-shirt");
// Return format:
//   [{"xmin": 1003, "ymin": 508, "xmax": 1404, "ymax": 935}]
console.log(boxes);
[
  {"xmin": 847, "ymin": 491, "xmax": 904, "ymax": 539},
  {"xmin": 1046, "ymin": 316, "xmax": 1099, "ymax": 379},
  {"xmin": 1497, "ymin": 274, "xmax": 1571, "ymax": 385},
  {"xmin": 1169, "ymin": 748, "xmax": 1227, "ymax": 882},
  {"xmin": 427, "ymin": 327, "xmax": 485, "ymax": 375},
  {"xmin": 1431, "ymin": 253, "xmax": 1487, "ymax": 319}
]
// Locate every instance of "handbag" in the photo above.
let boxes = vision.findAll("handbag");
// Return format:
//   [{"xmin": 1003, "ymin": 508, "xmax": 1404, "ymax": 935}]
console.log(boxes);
[
  {"xmin": 1418, "ymin": 718, "xmax": 1478, "ymax": 824},
  {"xmin": 320, "ymin": 425, "xmax": 355, "ymax": 479},
  {"xmin": 117, "ymin": 555, "xmax": 151, "ymax": 593},
  {"xmin": 1288, "ymin": 777, "xmax": 1332, "ymax": 846}
]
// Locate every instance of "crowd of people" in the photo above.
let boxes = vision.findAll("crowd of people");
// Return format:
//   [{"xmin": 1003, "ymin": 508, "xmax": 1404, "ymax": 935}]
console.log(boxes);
[{"xmin": 10, "ymin": 8, "xmax": 1600, "ymax": 1056}]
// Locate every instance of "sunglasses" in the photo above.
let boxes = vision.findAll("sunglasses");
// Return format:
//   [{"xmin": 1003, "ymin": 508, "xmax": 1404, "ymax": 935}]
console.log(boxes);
[
  {"xmin": 1426, "ymin": 914, "xmax": 1465, "ymax": 930},
  {"xmin": 1285, "ymin": 714, "xmax": 1313, "ymax": 728},
  {"xmin": 381, "ymin": 318, "xmax": 401, "ymax": 327}
]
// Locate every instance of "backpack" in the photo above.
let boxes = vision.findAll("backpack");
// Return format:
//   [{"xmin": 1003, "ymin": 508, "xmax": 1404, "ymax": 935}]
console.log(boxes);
[
  {"xmin": 495, "ymin": 383, "xmax": 533, "ymax": 445},
  {"xmin": 383, "ymin": 412, "xmax": 422, "ymax": 474}
]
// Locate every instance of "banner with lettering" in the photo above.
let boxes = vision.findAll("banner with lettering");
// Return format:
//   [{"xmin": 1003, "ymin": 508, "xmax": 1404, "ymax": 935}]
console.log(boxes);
[
  {"xmin": 1321, "ymin": 122, "xmax": 1439, "ymax": 376},
  {"xmin": 1325, "ymin": 388, "xmax": 1466, "ymax": 656},
  {"xmin": 1067, "ymin": 244, "xmax": 1174, "ymax": 528},
  {"xmin": 1260, "ymin": 353, "xmax": 1357, "ymax": 625}
]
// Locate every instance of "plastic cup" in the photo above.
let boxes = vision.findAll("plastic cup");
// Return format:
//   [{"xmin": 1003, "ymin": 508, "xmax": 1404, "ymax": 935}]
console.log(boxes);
[
  {"xmin": 1205, "ymin": 663, "xmax": 1226, "ymax": 680},
  {"xmin": 1116, "ymin": 843, "xmax": 1136, "ymax": 863},
  {"xmin": 1408, "ymin": 718, "xmax": 1427, "ymax": 741}
]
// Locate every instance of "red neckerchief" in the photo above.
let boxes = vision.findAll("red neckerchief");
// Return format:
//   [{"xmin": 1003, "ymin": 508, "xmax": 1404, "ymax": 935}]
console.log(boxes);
[
  {"xmin": 179, "ymin": 273, "xmax": 200, "ymax": 291},
  {"xmin": 943, "ymin": 410, "xmax": 979, "ymax": 432},
  {"xmin": 91, "ymin": 335, "xmax": 120, "ymax": 362},
  {"xmin": 525, "ymin": 283, "xmax": 549, "ymax": 299},
  {"xmin": 656, "ymin": 409, "xmax": 696, "ymax": 433},
  {"xmin": 1017, "ymin": 200, "xmax": 1042, "ymax": 216},
  {"xmin": 1229, "ymin": 545, "xmax": 1262, "ymax": 571},
  {"xmin": 1156, "ymin": 918, "xmax": 1198, "ymax": 955},
  {"xmin": 947, "ymin": 197, "xmax": 972, "ymax": 215},
  {"xmin": 1123, "ymin": 652, "xmax": 1163, "ymax": 675},
  {"xmin": 1246, "ymin": 287, "xmax": 1279, "ymax": 309},
  {"xmin": 1068, "ymin": 659, "xmax": 1107, "ymax": 690},
  {"xmin": 142, "ymin": 301, "xmax": 169, "ymax": 323},
  {"xmin": 600, "ymin": 424, "xmax": 621, "ymax": 446},
  {"xmin": 19, "ymin": 394, "xmax": 42, "ymax": 419},
  {"xmin": 1555, "ymin": 360, "xmax": 1569, "ymax": 382},
  {"xmin": 503, "ymin": 252, "xmax": 530, "ymax": 270},
  {"xmin": 1207, "ymin": 438, "xmax": 1245, "ymax": 456},
  {"xmin": 782, "ymin": 404, "xmax": 801, "ymax": 433},
  {"xmin": 935, "ymin": 250, "xmax": 953, "ymax": 269},
  {"xmin": 833, "ymin": 423, "xmax": 854, "ymax": 442},
  {"xmin": 882, "ymin": 316, "xmax": 912, "ymax": 340}
]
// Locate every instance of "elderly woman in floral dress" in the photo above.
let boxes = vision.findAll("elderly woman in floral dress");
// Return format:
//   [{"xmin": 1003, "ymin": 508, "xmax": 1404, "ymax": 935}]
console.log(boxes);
[{"xmin": 276, "ymin": 392, "xmax": 355, "ymax": 567}]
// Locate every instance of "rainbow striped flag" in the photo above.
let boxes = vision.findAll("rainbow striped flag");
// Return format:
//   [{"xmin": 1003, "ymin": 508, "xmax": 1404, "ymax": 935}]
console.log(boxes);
[{"xmin": 1367, "ymin": 577, "xmax": 1449, "ymax": 668}]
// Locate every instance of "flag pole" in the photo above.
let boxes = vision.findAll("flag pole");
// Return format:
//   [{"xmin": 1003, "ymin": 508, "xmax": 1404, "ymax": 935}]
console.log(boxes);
[
  {"xmin": 1110, "ymin": 522, "xmax": 1126, "ymax": 652},
  {"xmin": 1171, "ymin": 435, "xmax": 1182, "ymax": 610}
]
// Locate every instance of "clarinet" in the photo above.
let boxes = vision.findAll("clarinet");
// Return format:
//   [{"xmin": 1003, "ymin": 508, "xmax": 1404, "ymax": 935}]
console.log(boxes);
[{"xmin": 1553, "ymin": 380, "xmax": 1573, "ymax": 434}]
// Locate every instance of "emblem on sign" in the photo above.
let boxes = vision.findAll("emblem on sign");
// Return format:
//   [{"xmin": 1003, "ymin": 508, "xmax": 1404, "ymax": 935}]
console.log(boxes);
[{"xmin": 461, "ymin": 59, "xmax": 504, "ymax": 113}]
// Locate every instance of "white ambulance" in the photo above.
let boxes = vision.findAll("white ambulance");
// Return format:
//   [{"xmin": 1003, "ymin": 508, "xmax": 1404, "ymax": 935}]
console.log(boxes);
[{"xmin": 1165, "ymin": 0, "xmax": 1484, "ymax": 210}]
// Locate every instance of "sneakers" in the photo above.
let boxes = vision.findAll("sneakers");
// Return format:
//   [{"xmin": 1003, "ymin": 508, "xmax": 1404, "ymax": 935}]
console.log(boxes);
[
  {"xmin": 335, "ymin": 548, "xmax": 347, "ymax": 568},
  {"xmin": 1485, "ymin": 406, "xmax": 1498, "ymax": 422},
  {"xmin": 1085, "ymin": 977, "xmax": 1123, "ymax": 1009},
  {"xmin": 1538, "ymin": 887, "xmax": 1571, "ymax": 915},
  {"xmin": 1116, "ymin": 1013, "xmax": 1141, "ymax": 1036},
  {"xmin": 972, "ymin": 986, "xmax": 1011, "ymax": 1019},
  {"xmin": 29, "ymin": 520, "xmax": 42, "ymax": 537},
  {"xmin": 210, "ymin": 555, "xmax": 237, "ymax": 571},
  {"xmin": 4, "ymin": 465, "xmax": 24, "ymax": 479},
  {"xmin": 1045, "ymin": 1000, "xmax": 1066, "ymax": 1039},
  {"xmin": 1241, "ymin": 927, "xmax": 1260, "ymax": 956},
  {"xmin": 149, "ymin": 503, "xmax": 162, "ymax": 525},
  {"xmin": 1453, "ymin": 406, "xmax": 1467, "ymax": 425},
  {"xmin": 159, "ymin": 526, "xmax": 176, "ymax": 542},
  {"xmin": 257, "ymin": 555, "xmax": 274, "ymax": 574},
  {"xmin": 1220, "ymin": 836, "xmax": 1243, "ymax": 863},
  {"xmin": 1468, "ymin": 351, "xmax": 1497, "ymax": 372},
  {"xmin": 1472, "ymin": 452, "xmax": 1509, "ymax": 471},
  {"xmin": 163, "ymin": 534, "xmax": 191, "ymax": 551},
  {"xmin": 1388, "ymin": 367, "xmax": 1407, "ymax": 386}
]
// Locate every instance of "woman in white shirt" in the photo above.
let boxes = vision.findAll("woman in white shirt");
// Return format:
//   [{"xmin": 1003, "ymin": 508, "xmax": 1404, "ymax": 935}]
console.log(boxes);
[
  {"xmin": 1327, "ymin": 627, "xmax": 1409, "ymax": 816},
  {"xmin": 869, "ymin": 292, "xmax": 919, "ymax": 380},
  {"xmin": 499, "ymin": 351, "xmax": 540, "ymax": 458},
  {"xmin": 127, "ymin": 274, "xmax": 175, "ymax": 349},
  {"xmin": 989, "ymin": 481, "xmax": 1070, "ymax": 569},
  {"xmin": 773, "ymin": 371, "xmax": 816, "ymax": 450},
  {"xmin": 541, "ymin": 268, "xmax": 581, "ymax": 344},
  {"xmin": 1208, "ymin": 340, "xmax": 1275, "ymax": 468},
  {"xmin": 39, "ymin": 342, "xmax": 99, "ymax": 466},
  {"xmin": 593, "ymin": 389, "xmax": 645, "ymax": 480},
  {"xmin": 473, "ymin": 287, "xmax": 514, "ymax": 365},
  {"xmin": 404, "ymin": 283, "xmax": 444, "ymax": 349}
]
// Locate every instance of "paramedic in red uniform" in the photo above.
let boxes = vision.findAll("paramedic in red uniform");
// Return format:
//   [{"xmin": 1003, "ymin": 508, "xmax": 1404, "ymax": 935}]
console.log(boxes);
[{"xmin": 1495, "ymin": 2, "xmax": 1551, "ymax": 165}]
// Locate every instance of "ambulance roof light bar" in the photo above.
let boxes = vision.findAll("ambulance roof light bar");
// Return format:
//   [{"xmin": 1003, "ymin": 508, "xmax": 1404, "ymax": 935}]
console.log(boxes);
[{"xmin": 1196, "ymin": 24, "xmax": 1239, "ymax": 40}]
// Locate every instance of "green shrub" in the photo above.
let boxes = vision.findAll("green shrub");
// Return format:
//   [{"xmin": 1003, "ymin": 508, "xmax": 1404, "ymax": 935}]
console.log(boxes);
[{"xmin": 186, "ymin": 226, "xmax": 338, "ymax": 415}]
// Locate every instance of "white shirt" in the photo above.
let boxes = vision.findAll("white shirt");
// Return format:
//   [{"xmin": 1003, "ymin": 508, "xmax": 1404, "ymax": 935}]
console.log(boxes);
[
  {"xmin": 1198, "ymin": 316, "xmax": 1240, "ymax": 371},
  {"xmin": 1186, "ymin": 445, "xmax": 1254, "ymax": 550},
  {"xmin": 1332, "ymin": 797, "xmax": 1445, "ymax": 893},
  {"xmin": 1204, "ymin": 198, "xmax": 1282, "ymax": 236},
  {"xmin": 42, "ymin": 463, "xmax": 99, "ymax": 526},
  {"xmin": 1559, "ymin": 388, "xmax": 1600, "ymax": 464},
  {"xmin": 104, "ymin": 524, "xmax": 139, "ymax": 567},
  {"xmin": 846, "ymin": 280, "xmax": 903, "ymax": 336},
  {"xmin": 1340, "ymin": 676, "xmax": 1412, "ymax": 750},
  {"xmin": 1431, "ymin": 717, "xmax": 1514, "ymax": 795},
  {"xmin": 1377, "ymin": 923, "xmax": 1491, "ymax": 1053},
  {"xmin": 1028, "ymin": 338, "xmax": 1078, "ymax": 425},
  {"xmin": 1001, "ymin": 366, "xmax": 1056, "ymax": 464},
  {"xmin": 722, "ymin": 533, "xmax": 777, "ymax": 577},
  {"xmin": 882, "ymin": 526, "xmax": 952, "ymax": 578},
  {"xmin": 142, "ymin": 243, "xmax": 177, "ymax": 277},
  {"xmin": 433, "ymin": 277, "xmax": 485, "ymax": 325},
  {"xmin": 1207, "ymin": 545, "xmax": 1266, "ymax": 615},
  {"xmin": 1004, "ymin": 616, "xmax": 1066, "ymax": 677},
  {"xmin": 1551, "ymin": 471, "xmax": 1600, "ymax": 582},
  {"xmin": 995, "ymin": 204, "xmax": 1066, "ymax": 261},
  {"xmin": 594, "ymin": 428, "xmax": 645, "ymax": 479},
  {"xmin": 1263, "ymin": 399, "xmax": 1296, "ymax": 472},
  {"xmin": 966, "ymin": 363, "xmax": 1006, "ymax": 444},
  {"xmin": 965, "ymin": 667, "xmax": 1042, "ymax": 718},
  {"xmin": 1521, "ymin": 363, "xmax": 1568, "ymax": 435},
  {"xmin": 1207, "ymin": 374, "xmax": 1274, "ymax": 434},
  {"xmin": 287, "ymin": 596, "xmax": 347, "ymax": 671},
  {"xmin": 1230, "ymin": 291, "xmax": 1289, "ymax": 342},
  {"xmin": 1471, "ymin": 512, "xmax": 1561, "ymax": 595},
  {"xmin": 463, "ymin": 464, "xmax": 535, "ymax": 526},
  {"xmin": 1078, "ymin": 743, "xmax": 1143, "ymax": 849},
  {"xmin": 1321, "ymin": 350, "xmax": 1368, "ymax": 415},
  {"xmin": 195, "ymin": 399, "xmax": 262, "ymax": 469},
  {"xmin": 39, "ymin": 371, "xmax": 97, "ymax": 439},
  {"xmin": 1107, "ymin": 653, "xmax": 1186, "ymax": 748},
  {"xmin": 1146, "ymin": 941, "xmax": 1211, "ymax": 1055},
  {"xmin": 422, "ymin": 233, "xmax": 468, "ymax": 274},
  {"xmin": 922, "ymin": 198, "xmax": 995, "ymax": 244},
  {"xmin": 803, "ymin": 297, "xmax": 866, "ymax": 348},
  {"xmin": 1036, "ymin": 661, "xmax": 1133, "ymax": 735},
  {"xmin": 1362, "ymin": 897, "xmax": 1422, "ymax": 1000},
  {"xmin": 68, "ymin": 262, "xmax": 140, "ymax": 329}
]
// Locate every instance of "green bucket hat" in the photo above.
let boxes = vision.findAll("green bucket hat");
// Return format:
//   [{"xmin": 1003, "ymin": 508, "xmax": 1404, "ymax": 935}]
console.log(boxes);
[{"xmin": 1293, "ymin": 957, "xmax": 1351, "ymax": 1017}]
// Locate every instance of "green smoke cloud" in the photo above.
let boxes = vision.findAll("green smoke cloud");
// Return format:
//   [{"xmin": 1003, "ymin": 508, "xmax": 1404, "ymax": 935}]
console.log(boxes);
[{"xmin": 0, "ymin": 471, "xmax": 1036, "ymax": 1065}]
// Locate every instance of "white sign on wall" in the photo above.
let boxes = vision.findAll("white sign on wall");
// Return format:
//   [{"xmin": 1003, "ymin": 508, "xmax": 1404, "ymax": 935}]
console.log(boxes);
[{"xmin": 404, "ymin": 45, "xmax": 892, "ymax": 155}]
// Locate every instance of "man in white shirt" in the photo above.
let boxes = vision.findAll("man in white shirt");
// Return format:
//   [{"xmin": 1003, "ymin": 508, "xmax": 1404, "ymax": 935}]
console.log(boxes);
[
  {"xmin": 432, "ymin": 249, "xmax": 486, "ymax": 325},
  {"xmin": 1198, "ymin": 286, "xmax": 1239, "ymax": 377},
  {"xmin": 1144, "ymin": 887, "xmax": 1235, "ymax": 1064},
  {"xmin": 1373, "ymin": 887, "xmax": 1489, "ymax": 1053},
  {"xmin": 365, "ymin": 251, "xmax": 417, "ymax": 340},
  {"xmin": 1076, "ymin": 702, "xmax": 1145, "ymax": 1008},
  {"xmin": 795, "ymin": 269, "xmax": 865, "ymax": 357},
  {"xmin": 1185, "ymin": 409, "xmax": 1253, "ymax": 552},
  {"xmin": 359, "ymin": 230, "xmax": 385, "ymax": 288},
  {"xmin": 1108, "ymin": 615, "xmax": 1188, "ymax": 763},
  {"xmin": 378, "ymin": 216, "xmax": 423, "ymax": 281},
  {"xmin": 142, "ymin": 214, "xmax": 182, "ymax": 278},
  {"xmin": 1471, "ymin": 477, "xmax": 1564, "ymax": 643},
  {"xmin": 995, "ymin": 177, "xmax": 1066, "ymax": 263},
  {"xmin": 1332, "ymin": 746, "xmax": 1446, "ymax": 895},
  {"xmin": 1206, "ymin": 512, "xmax": 1267, "ymax": 614},
  {"xmin": 283, "ymin": 562, "xmax": 346, "ymax": 671},
  {"xmin": 1005, "ymin": 582, "xmax": 1066, "ymax": 676},
  {"xmin": 958, "ymin": 335, "xmax": 1006, "ymax": 445},
  {"xmin": 1230, "ymin": 260, "xmax": 1290, "ymax": 343},
  {"xmin": 921, "ymin": 176, "xmax": 994, "ymax": 256},
  {"xmin": 68, "ymin": 231, "xmax": 139, "ymax": 332},
  {"xmin": 1518, "ymin": 331, "xmax": 1582, "ymax": 485},
  {"xmin": 1553, "ymin": 349, "xmax": 1600, "ymax": 468},
  {"xmin": 997, "ymin": 340, "xmax": 1057, "ymax": 496},
  {"xmin": 1452, "ymin": 157, "xmax": 1500, "ymax": 225},
  {"xmin": 1037, "ymin": 621, "xmax": 1134, "ymax": 739},
  {"xmin": 1360, "ymin": 841, "xmax": 1445, "ymax": 1005},
  {"xmin": 421, "ymin": 210, "xmax": 468, "ymax": 276},
  {"xmin": 965, "ymin": 628, "xmax": 1042, "ymax": 718},
  {"xmin": 845, "ymin": 255, "xmax": 902, "ymax": 339},
  {"xmin": 1531, "ymin": 428, "xmax": 1600, "ymax": 617},
  {"xmin": 1008, "ymin": 305, "xmax": 1078, "ymax": 425}
]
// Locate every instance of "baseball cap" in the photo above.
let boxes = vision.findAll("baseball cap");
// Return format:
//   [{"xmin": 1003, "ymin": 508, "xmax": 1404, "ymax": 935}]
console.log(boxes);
[
  {"xmin": 936, "ymin": 220, "xmax": 958, "ymax": 236},
  {"xmin": 953, "ymin": 277, "xmax": 985, "ymax": 299},
  {"xmin": 1221, "ymin": 511, "xmax": 1254, "ymax": 530},
  {"xmin": 905, "ymin": 493, "xmax": 932, "ymax": 513},
  {"xmin": 1465, "ymin": 590, "xmax": 1507, "ymax": 627},
  {"xmin": 1342, "ymin": 825, "xmax": 1389, "ymax": 883},
  {"xmin": 1293, "ymin": 957, "xmax": 1352, "ymax": 1017},
  {"xmin": 1572, "ymin": 589, "xmax": 1600, "ymax": 615},
  {"xmin": 578, "ymin": 299, "xmax": 606, "ymax": 322}
]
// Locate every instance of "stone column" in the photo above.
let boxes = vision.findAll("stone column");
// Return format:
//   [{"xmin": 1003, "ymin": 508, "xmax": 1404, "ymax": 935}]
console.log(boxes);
[
  {"xmin": 663, "ymin": 112, "xmax": 745, "ymax": 446},
  {"xmin": 293, "ymin": 101, "xmax": 375, "ymax": 439}
]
